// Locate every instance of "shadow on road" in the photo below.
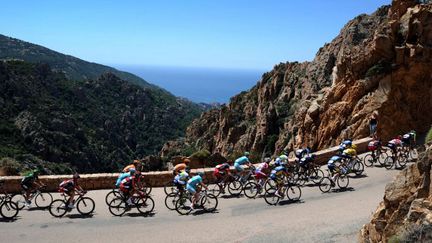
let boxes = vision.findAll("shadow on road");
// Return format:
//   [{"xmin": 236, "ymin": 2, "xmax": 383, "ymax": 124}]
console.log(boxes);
[
  {"xmin": 28, "ymin": 207, "xmax": 49, "ymax": 212},
  {"xmin": 349, "ymin": 174, "xmax": 368, "ymax": 179},
  {"xmin": 221, "ymin": 194, "xmax": 244, "ymax": 199},
  {"xmin": 278, "ymin": 199, "xmax": 304, "ymax": 206},
  {"xmin": 0, "ymin": 217, "xmax": 19, "ymax": 223},
  {"xmin": 125, "ymin": 212, "xmax": 156, "ymax": 218},
  {"xmin": 191, "ymin": 209, "xmax": 219, "ymax": 216},
  {"xmin": 67, "ymin": 214, "xmax": 94, "ymax": 219},
  {"xmin": 331, "ymin": 187, "xmax": 355, "ymax": 193}
]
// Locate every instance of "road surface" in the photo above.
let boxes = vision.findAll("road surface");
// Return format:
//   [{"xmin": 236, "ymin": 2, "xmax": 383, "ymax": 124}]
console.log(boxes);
[{"xmin": 0, "ymin": 164, "xmax": 401, "ymax": 243}]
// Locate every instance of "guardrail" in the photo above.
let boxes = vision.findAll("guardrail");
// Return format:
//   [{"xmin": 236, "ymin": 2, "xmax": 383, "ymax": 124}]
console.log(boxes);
[{"xmin": 0, "ymin": 137, "xmax": 372, "ymax": 193}]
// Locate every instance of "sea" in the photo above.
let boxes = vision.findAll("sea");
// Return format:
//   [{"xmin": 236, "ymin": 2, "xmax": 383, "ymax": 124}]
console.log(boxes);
[{"xmin": 114, "ymin": 65, "xmax": 265, "ymax": 104}]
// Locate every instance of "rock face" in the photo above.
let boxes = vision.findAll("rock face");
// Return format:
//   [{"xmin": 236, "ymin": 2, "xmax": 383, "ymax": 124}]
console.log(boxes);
[
  {"xmin": 359, "ymin": 144, "xmax": 432, "ymax": 242},
  {"xmin": 162, "ymin": 0, "xmax": 432, "ymax": 158}
]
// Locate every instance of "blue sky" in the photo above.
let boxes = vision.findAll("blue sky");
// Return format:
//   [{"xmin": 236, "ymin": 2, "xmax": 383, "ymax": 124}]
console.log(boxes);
[{"xmin": 1, "ymin": 0, "xmax": 391, "ymax": 70}]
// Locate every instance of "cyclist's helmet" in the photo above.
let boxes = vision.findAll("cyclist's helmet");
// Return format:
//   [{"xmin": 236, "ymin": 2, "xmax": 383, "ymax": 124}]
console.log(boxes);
[
  {"xmin": 279, "ymin": 154, "xmax": 288, "ymax": 162},
  {"xmin": 129, "ymin": 168, "xmax": 136, "ymax": 175},
  {"xmin": 264, "ymin": 157, "xmax": 271, "ymax": 163},
  {"xmin": 73, "ymin": 173, "xmax": 80, "ymax": 179},
  {"xmin": 244, "ymin": 152, "xmax": 250, "ymax": 157},
  {"xmin": 197, "ymin": 171, "xmax": 204, "ymax": 177},
  {"xmin": 184, "ymin": 158, "xmax": 191, "ymax": 164},
  {"xmin": 33, "ymin": 169, "xmax": 40, "ymax": 176}
]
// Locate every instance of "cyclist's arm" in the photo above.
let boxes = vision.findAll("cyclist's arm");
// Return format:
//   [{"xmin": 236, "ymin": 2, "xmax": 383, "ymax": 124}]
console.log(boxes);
[{"xmin": 199, "ymin": 182, "xmax": 208, "ymax": 190}]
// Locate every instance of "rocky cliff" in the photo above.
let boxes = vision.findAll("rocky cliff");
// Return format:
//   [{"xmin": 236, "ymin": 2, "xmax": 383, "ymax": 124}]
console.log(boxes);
[
  {"xmin": 360, "ymin": 144, "xmax": 432, "ymax": 242},
  {"xmin": 162, "ymin": 0, "xmax": 432, "ymax": 159}
]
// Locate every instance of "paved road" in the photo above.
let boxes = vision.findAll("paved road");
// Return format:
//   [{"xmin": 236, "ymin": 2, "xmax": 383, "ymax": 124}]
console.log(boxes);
[{"xmin": 0, "ymin": 163, "xmax": 401, "ymax": 243}]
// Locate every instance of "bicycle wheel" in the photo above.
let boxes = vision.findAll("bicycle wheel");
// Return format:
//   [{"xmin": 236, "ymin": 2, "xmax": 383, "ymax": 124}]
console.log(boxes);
[
  {"xmin": 202, "ymin": 194, "xmax": 218, "ymax": 212},
  {"xmin": 76, "ymin": 197, "xmax": 95, "ymax": 215},
  {"xmin": 227, "ymin": 180, "xmax": 242, "ymax": 196},
  {"xmin": 208, "ymin": 184, "xmax": 221, "ymax": 197},
  {"xmin": 384, "ymin": 157, "xmax": 394, "ymax": 170},
  {"xmin": 49, "ymin": 199, "xmax": 68, "ymax": 218},
  {"xmin": 165, "ymin": 193, "xmax": 180, "ymax": 210},
  {"xmin": 264, "ymin": 188, "xmax": 280, "ymax": 206},
  {"xmin": 108, "ymin": 198, "xmax": 127, "ymax": 216},
  {"xmin": 286, "ymin": 185, "xmax": 302, "ymax": 201},
  {"xmin": 409, "ymin": 148, "xmax": 418, "ymax": 161},
  {"xmin": 136, "ymin": 197, "xmax": 155, "ymax": 214},
  {"xmin": 243, "ymin": 181, "xmax": 259, "ymax": 199},
  {"xmin": 363, "ymin": 154, "xmax": 374, "ymax": 167},
  {"xmin": 337, "ymin": 175, "xmax": 349, "ymax": 189},
  {"xmin": 264, "ymin": 179, "xmax": 277, "ymax": 191},
  {"xmin": 105, "ymin": 190, "xmax": 122, "ymax": 205},
  {"xmin": 378, "ymin": 150, "xmax": 389, "ymax": 165},
  {"xmin": 164, "ymin": 181, "xmax": 176, "ymax": 195},
  {"xmin": 397, "ymin": 153, "xmax": 408, "ymax": 167},
  {"xmin": 319, "ymin": 177, "xmax": 332, "ymax": 193},
  {"xmin": 294, "ymin": 173, "xmax": 306, "ymax": 186},
  {"xmin": 11, "ymin": 194, "xmax": 26, "ymax": 210},
  {"xmin": 352, "ymin": 161, "xmax": 364, "ymax": 176},
  {"xmin": 311, "ymin": 168, "xmax": 325, "ymax": 184},
  {"xmin": 0, "ymin": 201, "xmax": 19, "ymax": 219},
  {"xmin": 175, "ymin": 196, "xmax": 192, "ymax": 215},
  {"xmin": 34, "ymin": 192, "xmax": 53, "ymax": 208}
]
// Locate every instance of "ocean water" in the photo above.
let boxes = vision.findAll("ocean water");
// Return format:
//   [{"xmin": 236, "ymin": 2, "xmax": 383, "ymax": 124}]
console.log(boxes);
[{"xmin": 114, "ymin": 65, "xmax": 265, "ymax": 103}]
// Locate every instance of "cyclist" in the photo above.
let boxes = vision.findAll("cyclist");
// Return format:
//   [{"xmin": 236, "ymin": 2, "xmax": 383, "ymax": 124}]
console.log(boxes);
[
  {"xmin": 119, "ymin": 173, "xmax": 142, "ymax": 205},
  {"xmin": 402, "ymin": 130, "xmax": 416, "ymax": 148},
  {"xmin": 123, "ymin": 160, "xmax": 141, "ymax": 173},
  {"xmin": 368, "ymin": 139, "xmax": 382, "ymax": 158},
  {"xmin": 186, "ymin": 172, "xmax": 208, "ymax": 210},
  {"xmin": 327, "ymin": 155, "xmax": 345, "ymax": 185},
  {"xmin": 255, "ymin": 158, "xmax": 271, "ymax": 189},
  {"xmin": 173, "ymin": 158, "xmax": 190, "ymax": 176},
  {"xmin": 21, "ymin": 169, "xmax": 44, "ymax": 207},
  {"xmin": 58, "ymin": 173, "xmax": 84, "ymax": 209},
  {"xmin": 387, "ymin": 137, "xmax": 403, "ymax": 155},
  {"xmin": 115, "ymin": 168, "xmax": 136, "ymax": 187},
  {"xmin": 173, "ymin": 168, "xmax": 190, "ymax": 193},
  {"xmin": 298, "ymin": 154, "xmax": 316, "ymax": 176},
  {"xmin": 213, "ymin": 162, "xmax": 231, "ymax": 185},
  {"xmin": 269, "ymin": 162, "xmax": 290, "ymax": 198},
  {"xmin": 234, "ymin": 152, "xmax": 252, "ymax": 180},
  {"xmin": 338, "ymin": 139, "xmax": 353, "ymax": 154},
  {"xmin": 295, "ymin": 147, "xmax": 312, "ymax": 160}
]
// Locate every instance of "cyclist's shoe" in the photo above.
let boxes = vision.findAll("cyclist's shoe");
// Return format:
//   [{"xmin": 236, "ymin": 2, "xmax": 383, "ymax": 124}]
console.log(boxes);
[
  {"xmin": 25, "ymin": 202, "xmax": 31, "ymax": 208},
  {"xmin": 189, "ymin": 203, "xmax": 195, "ymax": 211},
  {"xmin": 67, "ymin": 204, "xmax": 75, "ymax": 209},
  {"xmin": 126, "ymin": 198, "xmax": 134, "ymax": 206},
  {"xmin": 275, "ymin": 192, "xmax": 283, "ymax": 198}
]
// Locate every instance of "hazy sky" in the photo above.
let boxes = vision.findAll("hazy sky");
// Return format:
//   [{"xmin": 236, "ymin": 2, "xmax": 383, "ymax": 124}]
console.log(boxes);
[{"xmin": 1, "ymin": 0, "xmax": 391, "ymax": 70}]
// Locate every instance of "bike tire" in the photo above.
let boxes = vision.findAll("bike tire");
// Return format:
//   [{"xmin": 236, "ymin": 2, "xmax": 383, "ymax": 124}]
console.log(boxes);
[
  {"xmin": 243, "ymin": 181, "xmax": 259, "ymax": 199},
  {"xmin": 202, "ymin": 193, "xmax": 218, "ymax": 212},
  {"xmin": 286, "ymin": 185, "xmax": 302, "ymax": 201},
  {"xmin": 409, "ymin": 148, "xmax": 418, "ymax": 161},
  {"xmin": 384, "ymin": 157, "xmax": 394, "ymax": 170},
  {"xmin": 353, "ymin": 160, "xmax": 364, "ymax": 176},
  {"xmin": 175, "ymin": 196, "xmax": 192, "ymax": 215},
  {"xmin": 264, "ymin": 179, "xmax": 277, "ymax": 191},
  {"xmin": 136, "ymin": 196, "xmax": 155, "ymax": 214},
  {"xmin": 108, "ymin": 198, "xmax": 127, "ymax": 217},
  {"xmin": 164, "ymin": 181, "xmax": 176, "ymax": 195},
  {"xmin": 311, "ymin": 168, "xmax": 325, "ymax": 184},
  {"xmin": 11, "ymin": 194, "xmax": 26, "ymax": 210},
  {"xmin": 49, "ymin": 199, "xmax": 68, "ymax": 218},
  {"xmin": 363, "ymin": 154, "xmax": 374, "ymax": 167},
  {"xmin": 0, "ymin": 201, "xmax": 19, "ymax": 219},
  {"xmin": 337, "ymin": 175, "xmax": 349, "ymax": 189},
  {"xmin": 264, "ymin": 187, "xmax": 280, "ymax": 206},
  {"xmin": 105, "ymin": 189, "xmax": 122, "ymax": 205},
  {"xmin": 76, "ymin": 197, "xmax": 95, "ymax": 215},
  {"xmin": 208, "ymin": 183, "xmax": 221, "ymax": 197},
  {"xmin": 378, "ymin": 150, "xmax": 389, "ymax": 165},
  {"xmin": 34, "ymin": 192, "xmax": 53, "ymax": 208},
  {"xmin": 397, "ymin": 153, "xmax": 408, "ymax": 168},
  {"xmin": 319, "ymin": 177, "xmax": 332, "ymax": 193},
  {"xmin": 227, "ymin": 180, "xmax": 242, "ymax": 196},
  {"xmin": 164, "ymin": 193, "xmax": 180, "ymax": 210}
]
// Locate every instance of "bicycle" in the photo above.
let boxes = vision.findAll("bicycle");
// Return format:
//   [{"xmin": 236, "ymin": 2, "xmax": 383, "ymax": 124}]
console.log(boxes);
[
  {"xmin": 175, "ymin": 189, "xmax": 218, "ymax": 215},
  {"xmin": 11, "ymin": 185, "xmax": 53, "ymax": 209},
  {"xmin": 263, "ymin": 181, "xmax": 302, "ymax": 206},
  {"xmin": 0, "ymin": 181, "xmax": 20, "ymax": 219},
  {"xmin": 384, "ymin": 148, "xmax": 408, "ymax": 170},
  {"xmin": 342, "ymin": 156, "xmax": 364, "ymax": 176},
  {"xmin": 105, "ymin": 188, "xmax": 122, "ymax": 205},
  {"xmin": 363, "ymin": 146, "xmax": 390, "ymax": 167},
  {"xmin": 108, "ymin": 189, "xmax": 155, "ymax": 216},
  {"xmin": 293, "ymin": 163, "xmax": 325, "ymax": 186},
  {"xmin": 319, "ymin": 168, "xmax": 350, "ymax": 193},
  {"xmin": 49, "ymin": 190, "xmax": 95, "ymax": 218}
]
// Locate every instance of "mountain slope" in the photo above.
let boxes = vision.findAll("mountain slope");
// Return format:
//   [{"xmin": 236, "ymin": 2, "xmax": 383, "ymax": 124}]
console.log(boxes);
[{"xmin": 162, "ymin": 0, "xmax": 432, "ymax": 159}]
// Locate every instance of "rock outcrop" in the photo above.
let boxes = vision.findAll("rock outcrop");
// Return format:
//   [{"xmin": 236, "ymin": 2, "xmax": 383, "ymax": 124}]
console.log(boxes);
[
  {"xmin": 162, "ymin": 0, "xmax": 432, "ymax": 158},
  {"xmin": 360, "ymin": 144, "xmax": 432, "ymax": 242}
]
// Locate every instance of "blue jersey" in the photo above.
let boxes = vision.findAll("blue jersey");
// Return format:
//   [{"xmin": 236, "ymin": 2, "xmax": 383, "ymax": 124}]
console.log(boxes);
[
  {"xmin": 187, "ymin": 175, "xmax": 203, "ymax": 188},
  {"xmin": 328, "ymin": 156, "xmax": 342, "ymax": 165},
  {"xmin": 116, "ymin": 172, "xmax": 131, "ymax": 187},
  {"xmin": 174, "ymin": 171, "xmax": 189, "ymax": 185},
  {"xmin": 235, "ymin": 156, "xmax": 250, "ymax": 165},
  {"xmin": 270, "ymin": 166, "xmax": 287, "ymax": 177}
]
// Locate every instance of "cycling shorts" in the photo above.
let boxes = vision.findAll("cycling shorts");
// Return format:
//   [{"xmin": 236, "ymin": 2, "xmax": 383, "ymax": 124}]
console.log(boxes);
[
  {"xmin": 255, "ymin": 171, "xmax": 267, "ymax": 180},
  {"xmin": 21, "ymin": 182, "xmax": 32, "ymax": 190},
  {"xmin": 186, "ymin": 184, "xmax": 196, "ymax": 194},
  {"xmin": 327, "ymin": 163, "xmax": 336, "ymax": 172},
  {"xmin": 234, "ymin": 163, "xmax": 243, "ymax": 172}
]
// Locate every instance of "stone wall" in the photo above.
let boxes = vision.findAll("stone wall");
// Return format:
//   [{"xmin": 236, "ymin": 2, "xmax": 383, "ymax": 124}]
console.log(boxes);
[{"xmin": 0, "ymin": 138, "xmax": 372, "ymax": 193}]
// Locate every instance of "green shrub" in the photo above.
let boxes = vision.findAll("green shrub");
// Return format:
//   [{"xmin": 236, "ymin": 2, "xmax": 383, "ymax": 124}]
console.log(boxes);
[
  {"xmin": 426, "ymin": 125, "xmax": 432, "ymax": 143},
  {"xmin": 0, "ymin": 157, "xmax": 20, "ymax": 175},
  {"xmin": 365, "ymin": 61, "xmax": 391, "ymax": 78},
  {"xmin": 390, "ymin": 224, "xmax": 432, "ymax": 243},
  {"xmin": 191, "ymin": 149, "xmax": 211, "ymax": 161}
]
